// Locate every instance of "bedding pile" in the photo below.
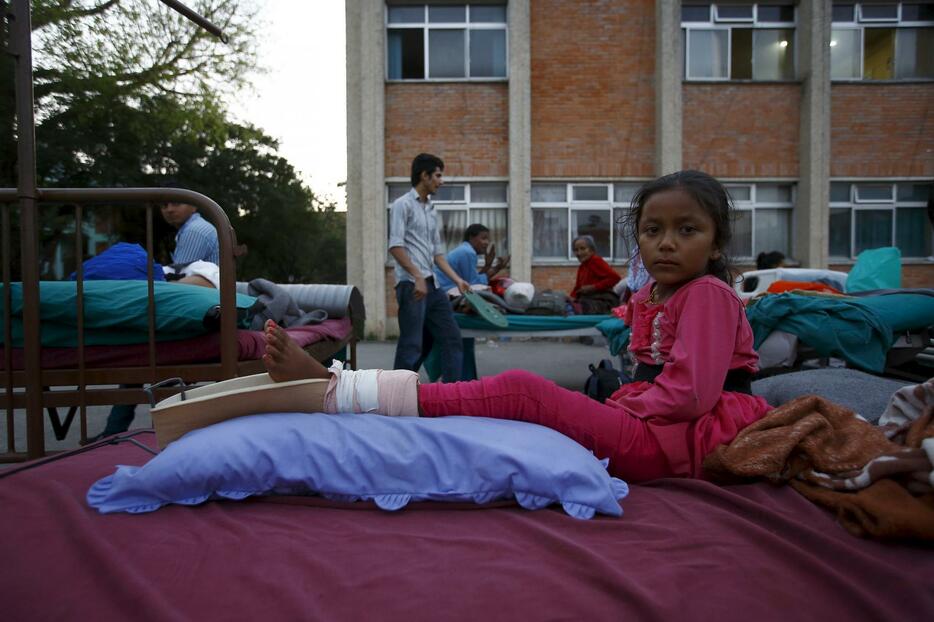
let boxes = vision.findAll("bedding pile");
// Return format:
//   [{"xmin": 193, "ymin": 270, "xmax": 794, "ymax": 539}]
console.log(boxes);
[{"xmin": 703, "ymin": 384, "xmax": 934, "ymax": 541}]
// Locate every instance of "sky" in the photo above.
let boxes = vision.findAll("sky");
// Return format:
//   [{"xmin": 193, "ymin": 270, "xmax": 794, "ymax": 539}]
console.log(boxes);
[{"xmin": 228, "ymin": 1, "xmax": 347, "ymax": 209}]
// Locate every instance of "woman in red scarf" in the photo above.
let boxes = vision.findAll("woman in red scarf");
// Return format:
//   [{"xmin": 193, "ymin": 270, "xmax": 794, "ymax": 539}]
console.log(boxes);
[{"xmin": 571, "ymin": 235, "xmax": 622, "ymax": 314}]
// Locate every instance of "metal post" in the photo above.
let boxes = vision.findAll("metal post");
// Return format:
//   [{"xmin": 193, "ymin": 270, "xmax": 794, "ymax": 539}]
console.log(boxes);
[{"xmin": 10, "ymin": 0, "xmax": 43, "ymax": 458}]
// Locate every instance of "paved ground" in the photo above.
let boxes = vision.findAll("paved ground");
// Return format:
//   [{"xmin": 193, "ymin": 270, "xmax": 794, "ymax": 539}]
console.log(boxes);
[{"xmin": 2, "ymin": 337, "xmax": 613, "ymax": 455}]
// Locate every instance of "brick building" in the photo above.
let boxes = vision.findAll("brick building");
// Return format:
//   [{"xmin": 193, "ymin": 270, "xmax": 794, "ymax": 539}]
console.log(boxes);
[{"xmin": 346, "ymin": 1, "xmax": 934, "ymax": 337}]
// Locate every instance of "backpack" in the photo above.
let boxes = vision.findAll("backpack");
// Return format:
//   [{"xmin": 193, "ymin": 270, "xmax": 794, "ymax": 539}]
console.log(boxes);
[
  {"xmin": 583, "ymin": 359, "xmax": 630, "ymax": 403},
  {"xmin": 525, "ymin": 289, "xmax": 569, "ymax": 316}
]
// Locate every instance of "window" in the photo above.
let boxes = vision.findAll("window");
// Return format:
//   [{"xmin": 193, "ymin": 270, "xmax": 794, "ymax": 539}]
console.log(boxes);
[
  {"xmin": 531, "ymin": 182, "xmax": 645, "ymax": 261},
  {"xmin": 386, "ymin": 4, "xmax": 507, "ymax": 80},
  {"xmin": 386, "ymin": 181, "xmax": 509, "ymax": 254},
  {"xmin": 682, "ymin": 4, "xmax": 796, "ymax": 80},
  {"xmin": 829, "ymin": 181, "xmax": 933, "ymax": 258},
  {"xmin": 723, "ymin": 183, "xmax": 795, "ymax": 259},
  {"xmin": 831, "ymin": 3, "xmax": 934, "ymax": 80}
]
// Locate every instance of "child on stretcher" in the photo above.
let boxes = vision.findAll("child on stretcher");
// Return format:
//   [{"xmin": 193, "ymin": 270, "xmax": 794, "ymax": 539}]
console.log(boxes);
[{"xmin": 256, "ymin": 170, "xmax": 773, "ymax": 482}]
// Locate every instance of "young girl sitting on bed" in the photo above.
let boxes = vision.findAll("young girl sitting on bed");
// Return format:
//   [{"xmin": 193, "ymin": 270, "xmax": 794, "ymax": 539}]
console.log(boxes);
[{"xmin": 261, "ymin": 170, "xmax": 772, "ymax": 482}]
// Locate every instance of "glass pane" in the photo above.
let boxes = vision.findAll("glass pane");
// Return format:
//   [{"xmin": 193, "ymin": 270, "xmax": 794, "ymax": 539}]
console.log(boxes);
[
  {"xmin": 572, "ymin": 210, "xmax": 612, "ymax": 258},
  {"xmin": 433, "ymin": 184, "xmax": 466, "ymax": 202},
  {"xmin": 731, "ymin": 28, "xmax": 753, "ymax": 79},
  {"xmin": 387, "ymin": 183, "xmax": 410, "ymax": 203},
  {"xmin": 754, "ymin": 209, "xmax": 791, "ymax": 256},
  {"xmin": 439, "ymin": 210, "xmax": 467, "ymax": 252},
  {"xmin": 716, "ymin": 5, "xmax": 754, "ymax": 20},
  {"xmin": 757, "ymin": 6, "xmax": 795, "ymax": 23},
  {"xmin": 572, "ymin": 185, "xmax": 609, "ymax": 202},
  {"xmin": 725, "ymin": 185, "xmax": 752, "ymax": 202},
  {"xmin": 469, "ymin": 29, "xmax": 507, "ymax": 77},
  {"xmin": 428, "ymin": 29, "xmax": 466, "ymax": 78},
  {"xmin": 855, "ymin": 183, "xmax": 894, "ymax": 201},
  {"xmin": 388, "ymin": 6, "xmax": 425, "ymax": 23},
  {"xmin": 388, "ymin": 29, "xmax": 425, "ymax": 79},
  {"xmin": 613, "ymin": 183, "xmax": 641, "ymax": 205},
  {"xmin": 532, "ymin": 208, "xmax": 569, "ymax": 258},
  {"xmin": 681, "ymin": 5, "xmax": 711, "ymax": 22},
  {"xmin": 896, "ymin": 208, "xmax": 932, "ymax": 257},
  {"xmin": 895, "ymin": 28, "xmax": 934, "ymax": 79},
  {"xmin": 863, "ymin": 27, "xmax": 895, "ymax": 79},
  {"xmin": 829, "ymin": 208, "xmax": 852, "ymax": 257},
  {"xmin": 830, "ymin": 181, "xmax": 852, "ymax": 202},
  {"xmin": 729, "ymin": 210, "xmax": 753, "ymax": 258},
  {"xmin": 613, "ymin": 207, "xmax": 634, "ymax": 260},
  {"xmin": 756, "ymin": 184, "xmax": 793, "ymax": 203},
  {"xmin": 830, "ymin": 29, "xmax": 861, "ymax": 79},
  {"xmin": 859, "ymin": 4, "xmax": 898, "ymax": 20},
  {"xmin": 531, "ymin": 184, "xmax": 567, "ymax": 203},
  {"xmin": 470, "ymin": 182, "xmax": 508, "ymax": 203},
  {"xmin": 832, "ymin": 4, "xmax": 855, "ymax": 22},
  {"xmin": 688, "ymin": 29, "xmax": 729, "ymax": 78},
  {"xmin": 472, "ymin": 208, "xmax": 508, "ymax": 254},
  {"xmin": 753, "ymin": 28, "xmax": 794, "ymax": 80},
  {"xmin": 902, "ymin": 4, "xmax": 934, "ymax": 22},
  {"xmin": 470, "ymin": 5, "xmax": 507, "ymax": 23},
  {"xmin": 428, "ymin": 5, "xmax": 466, "ymax": 23},
  {"xmin": 854, "ymin": 209, "xmax": 893, "ymax": 254},
  {"xmin": 897, "ymin": 183, "xmax": 932, "ymax": 202}
]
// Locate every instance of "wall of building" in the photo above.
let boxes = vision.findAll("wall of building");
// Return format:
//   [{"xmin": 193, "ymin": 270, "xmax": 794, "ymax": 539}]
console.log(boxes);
[
  {"xmin": 682, "ymin": 84, "xmax": 801, "ymax": 178},
  {"xmin": 830, "ymin": 84, "xmax": 934, "ymax": 177},
  {"xmin": 385, "ymin": 83, "xmax": 509, "ymax": 178},
  {"xmin": 530, "ymin": 0, "xmax": 655, "ymax": 178}
]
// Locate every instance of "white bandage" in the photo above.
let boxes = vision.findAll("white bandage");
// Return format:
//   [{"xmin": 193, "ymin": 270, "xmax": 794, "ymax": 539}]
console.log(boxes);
[{"xmin": 328, "ymin": 361, "xmax": 380, "ymax": 413}]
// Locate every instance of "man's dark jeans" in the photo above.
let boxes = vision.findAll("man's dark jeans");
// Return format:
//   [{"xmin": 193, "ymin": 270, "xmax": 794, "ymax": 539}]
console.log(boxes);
[{"xmin": 394, "ymin": 278, "xmax": 463, "ymax": 382}]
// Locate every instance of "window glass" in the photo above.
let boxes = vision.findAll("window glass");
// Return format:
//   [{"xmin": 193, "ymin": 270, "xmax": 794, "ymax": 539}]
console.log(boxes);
[
  {"xmin": 832, "ymin": 4, "xmax": 856, "ymax": 22},
  {"xmin": 388, "ymin": 29, "xmax": 425, "ymax": 79},
  {"xmin": 388, "ymin": 183, "xmax": 410, "ymax": 203},
  {"xmin": 428, "ymin": 29, "xmax": 466, "ymax": 78},
  {"xmin": 731, "ymin": 28, "xmax": 754, "ymax": 78},
  {"xmin": 688, "ymin": 29, "xmax": 729, "ymax": 78},
  {"xmin": 902, "ymin": 4, "xmax": 934, "ymax": 22},
  {"xmin": 756, "ymin": 184, "xmax": 792, "ymax": 203},
  {"xmin": 572, "ymin": 185, "xmax": 609, "ymax": 202},
  {"xmin": 469, "ymin": 183, "xmax": 508, "ymax": 203},
  {"xmin": 895, "ymin": 28, "xmax": 934, "ymax": 79},
  {"xmin": 755, "ymin": 208, "xmax": 791, "ymax": 255},
  {"xmin": 859, "ymin": 4, "xmax": 899, "ymax": 21},
  {"xmin": 863, "ymin": 27, "xmax": 895, "ymax": 79},
  {"xmin": 716, "ymin": 5, "xmax": 754, "ymax": 20},
  {"xmin": 729, "ymin": 210, "xmax": 753, "ymax": 258},
  {"xmin": 752, "ymin": 28, "xmax": 795, "ymax": 79},
  {"xmin": 531, "ymin": 184, "xmax": 567, "ymax": 203},
  {"xmin": 532, "ymin": 208, "xmax": 569, "ymax": 257},
  {"xmin": 896, "ymin": 208, "xmax": 932, "ymax": 257},
  {"xmin": 757, "ymin": 5, "xmax": 795, "ymax": 22},
  {"xmin": 433, "ymin": 185, "xmax": 466, "ymax": 202},
  {"xmin": 439, "ymin": 209, "xmax": 467, "ymax": 252},
  {"xmin": 388, "ymin": 6, "xmax": 425, "ymax": 23},
  {"xmin": 831, "ymin": 28, "xmax": 861, "ymax": 78},
  {"xmin": 428, "ymin": 5, "xmax": 466, "ymax": 22},
  {"xmin": 470, "ymin": 5, "xmax": 507, "ymax": 22},
  {"xmin": 470, "ymin": 29, "xmax": 507, "ymax": 77},
  {"xmin": 829, "ymin": 208, "xmax": 852, "ymax": 257},
  {"xmin": 854, "ymin": 209, "xmax": 893, "ymax": 254},
  {"xmin": 855, "ymin": 183, "xmax": 894, "ymax": 201},
  {"xmin": 830, "ymin": 181, "xmax": 852, "ymax": 202},
  {"xmin": 897, "ymin": 183, "xmax": 932, "ymax": 202},
  {"xmin": 725, "ymin": 185, "xmax": 752, "ymax": 202},
  {"xmin": 572, "ymin": 210, "xmax": 612, "ymax": 258},
  {"xmin": 613, "ymin": 208, "xmax": 634, "ymax": 260},
  {"xmin": 614, "ymin": 183, "xmax": 641, "ymax": 204},
  {"xmin": 682, "ymin": 5, "xmax": 711, "ymax": 22}
]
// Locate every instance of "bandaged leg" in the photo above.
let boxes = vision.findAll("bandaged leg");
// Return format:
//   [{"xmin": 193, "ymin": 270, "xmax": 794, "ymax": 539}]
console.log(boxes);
[{"xmin": 323, "ymin": 361, "xmax": 420, "ymax": 417}]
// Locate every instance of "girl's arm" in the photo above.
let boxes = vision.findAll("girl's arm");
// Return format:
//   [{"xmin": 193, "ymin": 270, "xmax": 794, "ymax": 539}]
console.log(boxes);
[{"xmin": 613, "ymin": 282, "xmax": 740, "ymax": 421}]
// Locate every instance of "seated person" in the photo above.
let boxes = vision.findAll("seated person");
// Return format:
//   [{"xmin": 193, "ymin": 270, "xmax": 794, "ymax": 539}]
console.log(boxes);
[
  {"xmin": 742, "ymin": 250, "xmax": 786, "ymax": 293},
  {"xmin": 435, "ymin": 224, "xmax": 510, "ymax": 296},
  {"xmin": 571, "ymin": 235, "xmax": 622, "ymax": 314}
]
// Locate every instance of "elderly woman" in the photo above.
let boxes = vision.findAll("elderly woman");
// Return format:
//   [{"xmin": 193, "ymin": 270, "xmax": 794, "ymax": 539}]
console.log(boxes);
[{"xmin": 570, "ymin": 235, "xmax": 622, "ymax": 314}]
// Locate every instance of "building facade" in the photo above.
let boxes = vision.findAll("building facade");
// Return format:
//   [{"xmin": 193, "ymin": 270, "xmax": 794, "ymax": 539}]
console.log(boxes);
[{"xmin": 346, "ymin": 0, "xmax": 934, "ymax": 337}]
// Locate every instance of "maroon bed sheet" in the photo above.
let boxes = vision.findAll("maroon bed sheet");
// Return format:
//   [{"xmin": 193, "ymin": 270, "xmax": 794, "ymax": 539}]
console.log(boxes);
[
  {"xmin": 1, "ymin": 432, "xmax": 932, "ymax": 621},
  {"xmin": 0, "ymin": 317, "xmax": 351, "ymax": 370}
]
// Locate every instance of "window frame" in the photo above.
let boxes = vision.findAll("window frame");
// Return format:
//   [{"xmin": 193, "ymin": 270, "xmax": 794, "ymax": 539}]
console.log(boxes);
[
  {"xmin": 831, "ymin": 3, "xmax": 934, "ymax": 81},
  {"xmin": 682, "ymin": 3, "xmax": 798, "ymax": 82},
  {"xmin": 722, "ymin": 182, "xmax": 796, "ymax": 261},
  {"xmin": 385, "ymin": 4, "xmax": 509, "ymax": 82}
]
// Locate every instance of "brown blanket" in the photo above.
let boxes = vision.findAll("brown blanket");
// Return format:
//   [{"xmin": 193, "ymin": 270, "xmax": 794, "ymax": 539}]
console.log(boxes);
[{"xmin": 703, "ymin": 394, "xmax": 934, "ymax": 541}]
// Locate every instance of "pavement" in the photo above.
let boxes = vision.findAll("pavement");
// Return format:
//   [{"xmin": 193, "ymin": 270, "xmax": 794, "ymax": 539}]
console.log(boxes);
[{"xmin": 1, "ymin": 337, "xmax": 614, "ymax": 455}]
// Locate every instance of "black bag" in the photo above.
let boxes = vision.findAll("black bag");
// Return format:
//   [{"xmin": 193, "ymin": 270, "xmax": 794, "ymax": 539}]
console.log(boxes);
[
  {"xmin": 524, "ymin": 290, "xmax": 569, "ymax": 316},
  {"xmin": 583, "ymin": 359, "xmax": 629, "ymax": 403}
]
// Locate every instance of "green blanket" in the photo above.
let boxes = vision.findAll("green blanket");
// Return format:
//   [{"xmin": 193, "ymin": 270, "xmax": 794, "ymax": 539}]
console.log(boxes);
[
  {"xmin": 454, "ymin": 313, "xmax": 611, "ymax": 331},
  {"xmin": 0, "ymin": 281, "xmax": 257, "ymax": 347}
]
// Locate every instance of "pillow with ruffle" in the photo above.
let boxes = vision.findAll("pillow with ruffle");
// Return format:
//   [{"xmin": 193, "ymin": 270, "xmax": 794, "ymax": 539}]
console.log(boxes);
[{"xmin": 87, "ymin": 413, "xmax": 628, "ymax": 519}]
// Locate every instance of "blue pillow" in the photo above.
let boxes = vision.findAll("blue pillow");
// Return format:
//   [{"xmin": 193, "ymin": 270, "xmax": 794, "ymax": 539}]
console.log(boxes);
[{"xmin": 87, "ymin": 413, "xmax": 629, "ymax": 519}]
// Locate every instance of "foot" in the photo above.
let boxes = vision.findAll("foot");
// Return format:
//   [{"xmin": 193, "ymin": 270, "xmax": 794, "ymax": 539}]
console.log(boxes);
[{"xmin": 262, "ymin": 320, "xmax": 331, "ymax": 382}]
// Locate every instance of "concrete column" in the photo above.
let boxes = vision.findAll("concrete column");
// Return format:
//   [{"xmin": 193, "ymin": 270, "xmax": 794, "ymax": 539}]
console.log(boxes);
[
  {"xmin": 796, "ymin": 0, "xmax": 832, "ymax": 269},
  {"xmin": 655, "ymin": 0, "xmax": 682, "ymax": 176},
  {"xmin": 508, "ymin": 0, "xmax": 532, "ymax": 282},
  {"xmin": 345, "ymin": 0, "xmax": 387, "ymax": 338}
]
